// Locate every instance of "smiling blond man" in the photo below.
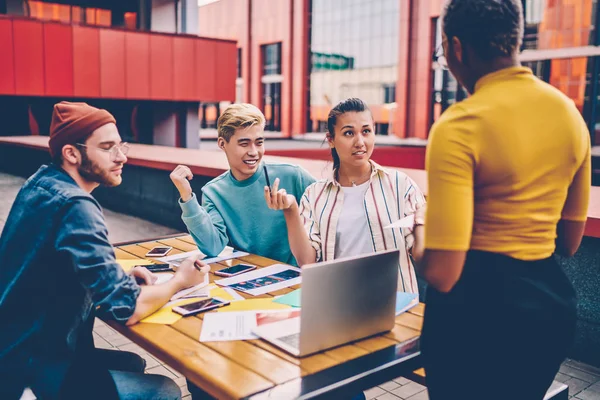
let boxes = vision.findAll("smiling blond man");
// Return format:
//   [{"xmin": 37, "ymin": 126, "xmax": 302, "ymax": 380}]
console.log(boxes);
[{"xmin": 170, "ymin": 103, "xmax": 315, "ymax": 266}]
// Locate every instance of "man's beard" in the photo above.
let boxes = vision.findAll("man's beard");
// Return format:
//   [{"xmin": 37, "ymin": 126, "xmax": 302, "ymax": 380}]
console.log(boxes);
[{"xmin": 78, "ymin": 150, "xmax": 121, "ymax": 187}]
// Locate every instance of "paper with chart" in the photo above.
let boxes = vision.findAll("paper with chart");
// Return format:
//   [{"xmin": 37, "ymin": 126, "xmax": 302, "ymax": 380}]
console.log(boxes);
[
  {"xmin": 157, "ymin": 246, "xmax": 249, "ymax": 266},
  {"xmin": 384, "ymin": 214, "xmax": 415, "ymax": 229},
  {"xmin": 200, "ymin": 309, "xmax": 300, "ymax": 342},
  {"xmin": 215, "ymin": 264, "xmax": 301, "ymax": 296}
]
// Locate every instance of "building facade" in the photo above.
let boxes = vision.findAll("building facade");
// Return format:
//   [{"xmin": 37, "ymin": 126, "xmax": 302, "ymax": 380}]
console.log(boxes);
[
  {"xmin": 199, "ymin": 0, "xmax": 600, "ymax": 144},
  {"xmin": 0, "ymin": 0, "xmax": 236, "ymax": 148}
]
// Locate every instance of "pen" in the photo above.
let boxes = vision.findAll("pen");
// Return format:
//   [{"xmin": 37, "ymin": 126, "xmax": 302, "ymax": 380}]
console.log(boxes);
[{"xmin": 263, "ymin": 164, "xmax": 271, "ymax": 192}]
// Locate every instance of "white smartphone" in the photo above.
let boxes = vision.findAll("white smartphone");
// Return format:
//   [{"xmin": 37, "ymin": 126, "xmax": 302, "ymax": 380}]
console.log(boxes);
[
  {"xmin": 172, "ymin": 297, "xmax": 230, "ymax": 316},
  {"xmin": 145, "ymin": 246, "xmax": 172, "ymax": 257}
]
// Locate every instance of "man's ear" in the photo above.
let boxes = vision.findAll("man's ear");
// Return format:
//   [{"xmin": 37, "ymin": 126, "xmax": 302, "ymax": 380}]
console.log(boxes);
[
  {"xmin": 451, "ymin": 36, "xmax": 463, "ymax": 63},
  {"xmin": 62, "ymin": 144, "xmax": 80, "ymax": 166},
  {"xmin": 217, "ymin": 137, "xmax": 226, "ymax": 150}
]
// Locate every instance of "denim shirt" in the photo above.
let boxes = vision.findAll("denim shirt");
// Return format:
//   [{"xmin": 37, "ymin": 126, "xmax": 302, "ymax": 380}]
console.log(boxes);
[{"xmin": 0, "ymin": 164, "xmax": 141, "ymax": 399}]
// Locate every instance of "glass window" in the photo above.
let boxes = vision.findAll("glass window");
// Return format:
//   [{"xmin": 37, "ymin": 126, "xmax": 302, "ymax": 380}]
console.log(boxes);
[
  {"xmin": 237, "ymin": 48, "xmax": 242, "ymax": 78},
  {"xmin": 430, "ymin": 18, "xmax": 468, "ymax": 125},
  {"xmin": 262, "ymin": 43, "xmax": 282, "ymax": 76},
  {"xmin": 383, "ymin": 84, "xmax": 396, "ymax": 104},
  {"xmin": 23, "ymin": 1, "xmax": 138, "ymax": 29},
  {"xmin": 309, "ymin": 0, "xmax": 400, "ymax": 134},
  {"xmin": 522, "ymin": 0, "xmax": 597, "ymax": 50}
]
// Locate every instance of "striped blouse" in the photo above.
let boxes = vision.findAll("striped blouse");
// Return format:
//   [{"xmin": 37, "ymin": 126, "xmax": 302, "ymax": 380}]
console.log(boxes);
[{"xmin": 298, "ymin": 161, "xmax": 426, "ymax": 294}]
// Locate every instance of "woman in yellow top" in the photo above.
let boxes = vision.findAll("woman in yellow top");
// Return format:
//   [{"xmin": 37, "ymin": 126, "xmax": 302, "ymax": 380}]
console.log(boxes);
[{"xmin": 420, "ymin": 1, "xmax": 590, "ymax": 399}]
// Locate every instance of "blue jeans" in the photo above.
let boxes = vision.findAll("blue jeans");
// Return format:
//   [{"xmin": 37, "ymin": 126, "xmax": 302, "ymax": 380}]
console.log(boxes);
[{"xmin": 59, "ymin": 348, "xmax": 180, "ymax": 400}]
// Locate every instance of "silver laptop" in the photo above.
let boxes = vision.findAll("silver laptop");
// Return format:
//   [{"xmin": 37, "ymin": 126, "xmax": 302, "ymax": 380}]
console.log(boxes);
[{"xmin": 252, "ymin": 250, "xmax": 399, "ymax": 357}]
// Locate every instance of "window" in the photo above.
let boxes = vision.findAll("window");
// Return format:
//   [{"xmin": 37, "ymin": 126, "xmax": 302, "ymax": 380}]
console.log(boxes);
[
  {"xmin": 383, "ymin": 84, "xmax": 396, "ymax": 104},
  {"xmin": 521, "ymin": 0, "xmax": 597, "ymax": 50},
  {"xmin": 308, "ymin": 0, "xmax": 401, "ymax": 133},
  {"xmin": 522, "ymin": 60, "xmax": 551, "ymax": 82},
  {"xmin": 430, "ymin": 18, "xmax": 469, "ymax": 125},
  {"xmin": 262, "ymin": 43, "xmax": 282, "ymax": 76},
  {"xmin": 237, "ymin": 47, "xmax": 242, "ymax": 78},
  {"xmin": 261, "ymin": 43, "xmax": 282, "ymax": 131},
  {"xmin": 23, "ymin": 1, "xmax": 138, "ymax": 29}
]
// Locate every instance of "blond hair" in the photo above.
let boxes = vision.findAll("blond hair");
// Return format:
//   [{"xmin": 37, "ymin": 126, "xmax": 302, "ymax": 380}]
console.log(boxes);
[{"xmin": 217, "ymin": 103, "xmax": 266, "ymax": 142}]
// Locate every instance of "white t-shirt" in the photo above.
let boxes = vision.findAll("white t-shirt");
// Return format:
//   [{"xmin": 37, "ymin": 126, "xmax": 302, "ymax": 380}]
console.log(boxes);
[{"xmin": 334, "ymin": 181, "xmax": 373, "ymax": 258}]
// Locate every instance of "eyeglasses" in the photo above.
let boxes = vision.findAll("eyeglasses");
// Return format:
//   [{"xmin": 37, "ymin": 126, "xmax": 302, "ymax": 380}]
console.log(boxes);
[
  {"xmin": 433, "ymin": 44, "xmax": 448, "ymax": 70},
  {"xmin": 76, "ymin": 142, "xmax": 130, "ymax": 161}
]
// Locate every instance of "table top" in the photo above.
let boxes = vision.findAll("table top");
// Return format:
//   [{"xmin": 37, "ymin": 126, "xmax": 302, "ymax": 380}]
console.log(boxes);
[{"xmin": 110, "ymin": 234, "xmax": 424, "ymax": 400}]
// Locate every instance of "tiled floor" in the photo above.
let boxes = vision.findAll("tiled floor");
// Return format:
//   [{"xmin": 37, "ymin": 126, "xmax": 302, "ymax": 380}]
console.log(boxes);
[{"xmin": 2, "ymin": 170, "xmax": 600, "ymax": 400}]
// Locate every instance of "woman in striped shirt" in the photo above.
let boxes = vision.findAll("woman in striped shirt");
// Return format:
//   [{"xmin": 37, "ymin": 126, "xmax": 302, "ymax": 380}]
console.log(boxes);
[{"xmin": 265, "ymin": 98, "xmax": 426, "ymax": 294}]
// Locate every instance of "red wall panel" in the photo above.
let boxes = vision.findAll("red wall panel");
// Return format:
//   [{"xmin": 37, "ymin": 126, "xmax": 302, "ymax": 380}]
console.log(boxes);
[
  {"xmin": 43, "ymin": 23, "xmax": 73, "ymax": 96},
  {"xmin": 99, "ymin": 29, "xmax": 125, "ymax": 98},
  {"xmin": 267, "ymin": 147, "xmax": 426, "ymax": 170},
  {"xmin": 196, "ymin": 39, "xmax": 216, "ymax": 101},
  {"xmin": 73, "ymin": 25, "xmax": 100, "ymax": 97},
  {"xmin": 215, "ymin": 41, "xmax": 236, "ymax": 101},
  {"xmin": 13, "ymin": 19, "xmax": 45, "ymax": 95},
  {"xmin": 150, "ymin": 35, "xmax": 173, "ymax": 100},
  {"xmin": 125, "ymin": 32, "xmax": 150, "ymax": 99},
  {"xmin": 173, "ymin": 37, "xmax": 196, "ymax": 101},
  {"xmin": 0, "ymin": 19, "xmax": 15, "ymax": 95}
]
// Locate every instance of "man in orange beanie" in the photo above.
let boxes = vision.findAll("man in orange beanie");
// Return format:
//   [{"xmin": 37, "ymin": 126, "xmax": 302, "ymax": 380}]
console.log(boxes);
[{"xmin": 0, "ymin": 101, "xmax": 209, "ymax": 399}]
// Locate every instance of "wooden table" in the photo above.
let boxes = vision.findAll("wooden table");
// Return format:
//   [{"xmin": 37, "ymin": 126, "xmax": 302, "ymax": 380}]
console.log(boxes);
[{"xmin": 109, "ymin": 234, "xmax": 424, "ymax": 400}]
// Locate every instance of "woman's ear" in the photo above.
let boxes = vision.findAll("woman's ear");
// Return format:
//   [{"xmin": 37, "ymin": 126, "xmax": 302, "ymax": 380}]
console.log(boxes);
[{"xmin": 326, "ymin": 134, "xmax": 335, "ymax": 149}]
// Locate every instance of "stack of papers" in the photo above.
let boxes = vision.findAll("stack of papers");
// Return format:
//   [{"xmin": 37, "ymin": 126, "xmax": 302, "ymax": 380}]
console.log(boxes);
[{"xmin": 157, "ymin": 246, "xmax": 249, "ymax": 266}]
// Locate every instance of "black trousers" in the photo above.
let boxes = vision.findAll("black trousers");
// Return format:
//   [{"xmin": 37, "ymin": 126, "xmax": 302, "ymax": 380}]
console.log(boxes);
[{"xmin": 421, "ymin": 250, "xmax": 577, "ymax": 400}]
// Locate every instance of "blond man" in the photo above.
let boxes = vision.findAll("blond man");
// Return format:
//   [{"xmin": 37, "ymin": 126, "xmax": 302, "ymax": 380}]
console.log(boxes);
[{"xmin": 170, "ymin": 103, "xmax": 315, "ymax": 265}]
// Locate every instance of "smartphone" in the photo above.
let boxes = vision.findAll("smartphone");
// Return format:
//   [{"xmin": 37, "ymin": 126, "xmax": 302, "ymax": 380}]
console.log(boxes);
[
  {"xmin": 142, "ymin": 263, "xmax": 173, "ymax": 273},
  {"xmin": 145, "ymin": 246, "xmax": 172, "ymax": 257},
  {"xmin": 172, "ymin": 297, "xmax": 230, "ymax": 316},
  {"xmin": 214, "ymin": 264, "xmax": 257, "ymax": 277}
]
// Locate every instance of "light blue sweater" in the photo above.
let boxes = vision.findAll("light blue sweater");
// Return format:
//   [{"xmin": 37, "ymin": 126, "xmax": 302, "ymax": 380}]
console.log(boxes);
[{"xmin": 179, "ymin": 162, "xmax": 315, "ymax": 265}]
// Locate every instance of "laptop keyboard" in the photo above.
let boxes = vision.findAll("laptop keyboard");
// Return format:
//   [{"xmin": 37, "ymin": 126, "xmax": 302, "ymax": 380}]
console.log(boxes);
[{"xmin": 277, "ymin": 333, "xmax": 300, "ymax": 349}]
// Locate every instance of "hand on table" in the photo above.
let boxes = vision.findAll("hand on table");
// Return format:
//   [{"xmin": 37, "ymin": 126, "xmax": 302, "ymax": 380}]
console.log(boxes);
[{"xmin": 173, "ymin": 256, "xmax": 211, "ymax": 290}]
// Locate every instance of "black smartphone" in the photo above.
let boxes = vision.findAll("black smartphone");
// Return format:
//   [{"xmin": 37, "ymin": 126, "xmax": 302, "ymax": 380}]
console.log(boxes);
[
  {"xmin": 172, "ymin": 298, "xmax": 230, "ymax": 316},
  {"xmin": 214, "ymin": 263, "xmax": 257, "ymax": 277},
  {"xmin": 143, "ymin": 263, "xmax": 173, "ymax": 273}
]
